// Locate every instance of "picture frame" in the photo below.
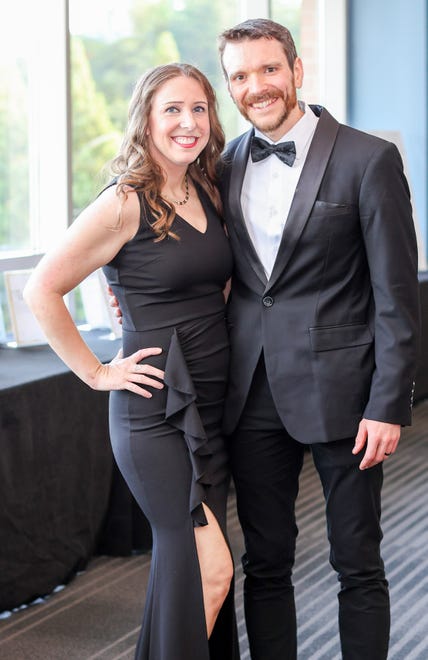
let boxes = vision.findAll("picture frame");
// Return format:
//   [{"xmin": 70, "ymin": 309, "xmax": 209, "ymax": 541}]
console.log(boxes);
[
  {"xmin": 78, "ymin": 269, "xmax": 122, "ymax": 339},
  {"xmin": 4, "ymin": 269, "xmax": 47, "ymax": 346}
]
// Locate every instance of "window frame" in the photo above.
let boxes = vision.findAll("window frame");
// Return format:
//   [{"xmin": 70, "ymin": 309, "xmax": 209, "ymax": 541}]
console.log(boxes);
[
  {"xmin": 0, "ymin": 0, "xmax": 71, "ymax": 273},
  {"xmin": 0, "ymin": 0, "xmax": 348, "ymax": 270}
]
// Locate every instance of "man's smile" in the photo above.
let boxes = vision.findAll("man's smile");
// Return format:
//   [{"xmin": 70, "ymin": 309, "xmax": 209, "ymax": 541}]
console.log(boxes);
[{"xmin": 249, "ymin": 97, "xmax": 278, "ymax": 110}]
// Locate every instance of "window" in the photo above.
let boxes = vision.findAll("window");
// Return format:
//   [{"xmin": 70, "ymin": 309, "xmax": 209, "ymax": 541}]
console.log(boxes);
[
  {"xmin": 0, "ymin": 2, "xmax": 32, "ymax": 339},
  {"xmin": 0, "ymin": 5, "xmax": 31, "ymax": 255},
  {"xmin": 0, "ymin": 1, "xmax": 69, "ymax": 340},
  {"xmin": 0, "ymin": 0, "xmax": 346, "ymax": 342},
  {"xmin": 69, "ymin": 0, "xmax": 240, "ymax": 215}
]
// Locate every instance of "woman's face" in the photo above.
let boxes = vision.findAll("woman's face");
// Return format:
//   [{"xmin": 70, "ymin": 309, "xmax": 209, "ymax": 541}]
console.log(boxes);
[{"xmin": 147, "ymin": 75, "xmax": 210, "ymax": 172}]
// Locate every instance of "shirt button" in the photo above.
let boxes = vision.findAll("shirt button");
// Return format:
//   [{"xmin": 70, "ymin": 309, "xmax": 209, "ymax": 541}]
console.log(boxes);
[{"xmin": 262, "ymin": 296, "xmax": 274, "ymax": 307}]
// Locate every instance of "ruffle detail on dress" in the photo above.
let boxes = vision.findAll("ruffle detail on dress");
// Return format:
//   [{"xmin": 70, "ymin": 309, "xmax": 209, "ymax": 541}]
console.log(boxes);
[{"xmin": 164, "ymin": 329, "xmax": 212, "ymax": 527}]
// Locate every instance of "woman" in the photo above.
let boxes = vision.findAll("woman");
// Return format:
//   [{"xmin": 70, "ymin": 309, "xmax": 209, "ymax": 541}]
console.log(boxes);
[{"xmin": 24, "ymin": 63, "xmax": 238, "ymax": 659}]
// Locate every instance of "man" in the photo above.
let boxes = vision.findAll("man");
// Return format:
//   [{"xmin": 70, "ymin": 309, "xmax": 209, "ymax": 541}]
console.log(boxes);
[
  {"xmin": 109, "ymin": 18, "xmax": 420, "ymax": 658},
  {"xmin": 217, "ymin": 18, "xmax": 420, "ymax": 660}
]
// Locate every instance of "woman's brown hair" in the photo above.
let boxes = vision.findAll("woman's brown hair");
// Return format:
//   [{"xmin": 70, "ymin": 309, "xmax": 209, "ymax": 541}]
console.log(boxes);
[{"xmin": 110, "ymin": 63, "xmax": 225, "ymax": 241}]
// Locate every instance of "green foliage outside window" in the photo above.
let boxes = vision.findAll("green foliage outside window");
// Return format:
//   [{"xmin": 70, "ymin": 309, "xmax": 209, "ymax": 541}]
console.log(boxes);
[
  {"xmin": 71, "ymin": 0, "xmax": 238, "ymax": 215},
  {"xmin": 71, "ymin": 37, "xmax": 122, "ymax": 215},
  {"xmin": 0, "ymin": 0, "xmax": 302, "ymax": 244},
  {"xmin": 0, "ymin": 60, "xmax": 30, "ymax": 251}
]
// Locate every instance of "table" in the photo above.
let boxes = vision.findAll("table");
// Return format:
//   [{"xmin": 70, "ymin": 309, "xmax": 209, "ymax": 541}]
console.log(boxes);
[
  {"xmin": 0, "ymin": 332, "xmax": 150, "ymax": 613},
  {"xmin": 1, "ymin": 271, "xmax": 427, "ymax": 612}
]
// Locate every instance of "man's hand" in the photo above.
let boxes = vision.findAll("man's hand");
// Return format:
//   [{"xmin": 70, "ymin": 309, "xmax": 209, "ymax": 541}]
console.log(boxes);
[
  {"xmin": 353, "ymin": 418, "xmax": 401, "ymax": 470},
  {"xmin": 107, "ymin": 285, "xmax": 123, "ymax": 324}
]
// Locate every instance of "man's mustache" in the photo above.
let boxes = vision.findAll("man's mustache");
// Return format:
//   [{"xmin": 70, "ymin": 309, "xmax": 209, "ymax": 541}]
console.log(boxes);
[{"xmin": 244, "ymin": 90, "xmax": 284, "ymax": 105}]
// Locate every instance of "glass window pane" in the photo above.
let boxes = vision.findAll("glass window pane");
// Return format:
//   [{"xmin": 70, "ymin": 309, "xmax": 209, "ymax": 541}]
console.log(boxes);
[
  {"xmin": 69, "ymin": 0, "xmax": 240, "ymax": 215},
  {"xmin": 0, "ymin": 275, "xmax": 10, "ymax": 341},
  {"xmin": 271, "ymin": 0, "xmax": 302, "ymax": 48},
  {"xmin": 271, "ymin": 0, "xmax": 321, "ymax": 106},
  {"xmin": 0, "ymin": 8, "xmax": 30, "ymax": 253}
]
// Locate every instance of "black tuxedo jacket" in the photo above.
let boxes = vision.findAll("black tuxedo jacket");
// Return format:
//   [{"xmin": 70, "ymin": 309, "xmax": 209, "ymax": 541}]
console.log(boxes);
[{"xmin": 220, "ymin": 106, "xmax": 420, "ymax": 443}]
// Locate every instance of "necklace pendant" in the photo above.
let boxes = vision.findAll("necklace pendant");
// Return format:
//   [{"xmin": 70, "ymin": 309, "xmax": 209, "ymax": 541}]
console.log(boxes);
[{"xmin": 166, "ymin": 173, "xmax": 190, "ymax": 206}]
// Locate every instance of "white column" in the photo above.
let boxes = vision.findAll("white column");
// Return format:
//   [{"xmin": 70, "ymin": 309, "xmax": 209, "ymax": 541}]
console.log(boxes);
[
  {"xmin": 317, "ymin": 0, "xmax": 347, "ymax": 122},
  {"xmin": 239, "ymin": 0, "xmax": 270, "ymax": 20},
  {"xmin": 28, "ymin": 0, "xmax": 71, "ymax": 251}
]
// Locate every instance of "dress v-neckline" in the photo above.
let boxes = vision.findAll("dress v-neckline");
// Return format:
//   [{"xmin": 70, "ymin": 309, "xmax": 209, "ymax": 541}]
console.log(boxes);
[
  {"xmin": 175, "ymin": 182, "xmax": 210, "ymax": 235},
  {"xmin": 176, "ymin": 212, "xmax": 208, "ymax": 235}
]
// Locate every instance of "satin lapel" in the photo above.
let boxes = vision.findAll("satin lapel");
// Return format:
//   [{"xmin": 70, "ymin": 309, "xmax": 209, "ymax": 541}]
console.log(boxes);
[
  {"xmin": 266, "ymin": 108, "xmax": 340, "ymax": 293},
  {"xmin": 227, "ymin": 129, "xmax": 268, "ymax": 286}
]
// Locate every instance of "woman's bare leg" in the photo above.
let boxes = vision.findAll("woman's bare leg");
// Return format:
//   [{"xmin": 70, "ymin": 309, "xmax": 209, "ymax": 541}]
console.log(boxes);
[{"xmin": 194, "ymin": 503, "xmax": 234, "ymax": 637}]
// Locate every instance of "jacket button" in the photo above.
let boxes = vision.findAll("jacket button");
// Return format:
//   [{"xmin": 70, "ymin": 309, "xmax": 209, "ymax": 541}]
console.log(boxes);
[{"xmin": 262, "ymin": 296, "xmax": 274, "ymax": 307}]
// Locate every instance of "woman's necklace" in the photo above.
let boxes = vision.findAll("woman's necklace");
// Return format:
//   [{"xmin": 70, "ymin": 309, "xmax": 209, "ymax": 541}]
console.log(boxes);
[{"xmin": 164, "ymin": 173, "xmax": 190, "ymax": 206}]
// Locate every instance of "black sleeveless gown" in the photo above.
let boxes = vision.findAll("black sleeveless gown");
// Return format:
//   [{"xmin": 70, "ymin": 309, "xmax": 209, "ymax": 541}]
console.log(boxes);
[{"xmin": 102, "ymin": 187, "xmax": 239, "ymax": 660}]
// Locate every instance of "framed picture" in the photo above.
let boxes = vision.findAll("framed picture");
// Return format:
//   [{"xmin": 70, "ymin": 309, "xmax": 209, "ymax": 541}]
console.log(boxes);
[
  {"xmin": 4, "ymin": 269, "xmax": 47, "ymax": 346},
  {"xmin": 78, "ymin": 269, "xmax": 122, "ymax": 339}
]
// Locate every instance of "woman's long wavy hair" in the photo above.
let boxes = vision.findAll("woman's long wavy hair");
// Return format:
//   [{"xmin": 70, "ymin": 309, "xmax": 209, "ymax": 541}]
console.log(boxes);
[{"xmin": 110, "ymin": 63, "xmax": 225, "ymax": 241}]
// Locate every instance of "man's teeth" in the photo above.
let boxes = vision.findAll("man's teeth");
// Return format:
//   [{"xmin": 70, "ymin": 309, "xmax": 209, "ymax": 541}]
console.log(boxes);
[{"xmin": 252, "ymin": 99, "xmax": 274, "ymax": 109}]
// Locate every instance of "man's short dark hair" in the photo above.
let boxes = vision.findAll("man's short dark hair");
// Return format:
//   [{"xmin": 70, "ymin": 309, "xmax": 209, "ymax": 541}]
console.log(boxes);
[{"xmin": 218, "ymin": 18, "xmax": 298, "ymax": 78}]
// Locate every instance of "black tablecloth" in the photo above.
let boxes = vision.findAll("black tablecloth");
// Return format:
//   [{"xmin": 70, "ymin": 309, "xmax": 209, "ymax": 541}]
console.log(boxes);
[
  {"xmin": 1, "ymin": 272, "xmax": 427, "ymax": 612},
  {"xmin": 0, "ymin": 332, "xmax": 150, "ymax": 612}
]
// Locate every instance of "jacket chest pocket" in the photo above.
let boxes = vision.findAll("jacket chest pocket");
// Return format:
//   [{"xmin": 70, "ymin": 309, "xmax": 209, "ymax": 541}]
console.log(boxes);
[{"xmin": 303, "ymin": 201, "xmax": 359, "ymax": 244}]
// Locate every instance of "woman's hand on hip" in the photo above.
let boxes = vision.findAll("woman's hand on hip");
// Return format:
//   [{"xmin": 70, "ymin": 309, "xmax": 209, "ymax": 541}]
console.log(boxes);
[{"xmin": 94, "ymin": 347, "xmax": 164, "ymax": 397}]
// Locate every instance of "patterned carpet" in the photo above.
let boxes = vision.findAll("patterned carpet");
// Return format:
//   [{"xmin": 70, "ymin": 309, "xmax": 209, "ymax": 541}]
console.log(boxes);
[
  {"xmin": 1, "ymin": 399, "xmax": 428, "ymax": 659},
  {"xmin": 235, "ymin": 397, "xmax": 428, "ymax": 660}
]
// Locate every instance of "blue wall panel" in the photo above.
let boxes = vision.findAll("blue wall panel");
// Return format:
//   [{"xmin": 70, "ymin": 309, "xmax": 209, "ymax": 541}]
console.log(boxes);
[{"xmin": 348, "ymin": 0, "xmax": 427, "ymax": 256}]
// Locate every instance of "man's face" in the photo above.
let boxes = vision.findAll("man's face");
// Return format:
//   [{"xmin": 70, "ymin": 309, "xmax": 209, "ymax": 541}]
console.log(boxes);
[{"xmin": 222, "ymin": 37, "xmax": 303, "ymax": 141}]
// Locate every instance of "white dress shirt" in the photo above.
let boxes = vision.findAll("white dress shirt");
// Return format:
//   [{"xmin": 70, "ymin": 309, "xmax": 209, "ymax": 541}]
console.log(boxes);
[{"xmin": 241, "ymin": 102, "xmax": 319, "ymax": 278}]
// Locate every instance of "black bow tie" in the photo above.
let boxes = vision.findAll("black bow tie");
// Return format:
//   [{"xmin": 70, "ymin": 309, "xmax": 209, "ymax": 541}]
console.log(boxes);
[{"xmin": 251, "ymin": 136, "xmax": 296, "ymax": 167}]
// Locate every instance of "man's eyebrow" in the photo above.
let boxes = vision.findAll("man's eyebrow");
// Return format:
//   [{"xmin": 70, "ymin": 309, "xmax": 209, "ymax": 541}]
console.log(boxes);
[
  {"xmin": 258, "ymin": 61, "xmax": 283, "ymax": 70},
  {"xmin": 228, "ymin": 61, "xmax": 283, "ymax": 77}
]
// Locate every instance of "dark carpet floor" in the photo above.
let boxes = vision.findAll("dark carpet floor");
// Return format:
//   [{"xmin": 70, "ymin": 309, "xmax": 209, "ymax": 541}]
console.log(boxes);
[{"xmin": 1, "ymin": 399, "xmax": 428, "ymax": 660}]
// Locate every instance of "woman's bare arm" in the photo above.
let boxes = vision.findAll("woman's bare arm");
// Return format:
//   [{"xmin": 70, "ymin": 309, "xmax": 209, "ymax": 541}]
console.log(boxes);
[{"xmin": 24, "ymin": 186, "xmax": 164, "ymax": 397}]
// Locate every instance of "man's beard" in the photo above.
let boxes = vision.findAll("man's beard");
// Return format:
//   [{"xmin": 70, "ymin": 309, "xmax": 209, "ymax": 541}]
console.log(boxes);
[{"xmin": 237, "ymin": 84, "xmax": 298, "ymax": 135}]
